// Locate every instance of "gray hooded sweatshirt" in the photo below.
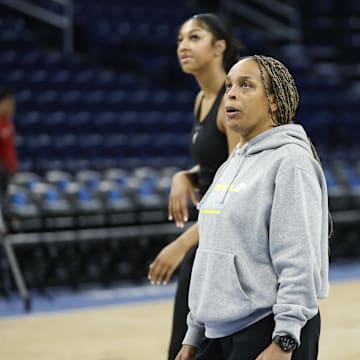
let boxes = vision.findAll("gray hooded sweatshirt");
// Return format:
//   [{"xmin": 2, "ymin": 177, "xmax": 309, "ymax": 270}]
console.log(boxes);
[{"xmin": 183, "ymin": 124, "xmax": 329, "ymax": 348}]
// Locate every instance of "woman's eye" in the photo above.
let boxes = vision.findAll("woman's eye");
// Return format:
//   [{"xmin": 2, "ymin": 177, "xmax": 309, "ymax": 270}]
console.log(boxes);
[
  {"xmin": 242, "ymin": 82, "xmax": 250, "ymax": 88},
  {"xmin": 225, "ymin": 83, "xmax": 232, "ymax": 90},
  {"xmin": 190, "ymin": 34, "xmax": 199, "ymax": 40}
]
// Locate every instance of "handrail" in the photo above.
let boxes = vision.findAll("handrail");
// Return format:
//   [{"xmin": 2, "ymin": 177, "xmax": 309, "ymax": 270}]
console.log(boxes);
[
  {"xmin": 1, "ymin": 221, "xmax": 194, "ymax": 311},
  {"xmin": 252, "ymin": 0, "xmax": 299, "ymax": 20},
  {"xmin": 221, "ymin": 0, "xmax": 301, "ymax": 42},
  {"xmin": 0, "ymin": 0, "xmax": 73, "ymax": 53},
  {"xmin": 6, "ymin": 222, "xmax": 195, "ymax": 245}
]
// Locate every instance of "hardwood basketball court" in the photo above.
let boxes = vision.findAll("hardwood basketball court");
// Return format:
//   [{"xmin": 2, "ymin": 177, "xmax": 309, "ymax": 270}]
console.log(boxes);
[{"xmin": 0, "ymin": 280, "xmax": 359, "ymax": 359}]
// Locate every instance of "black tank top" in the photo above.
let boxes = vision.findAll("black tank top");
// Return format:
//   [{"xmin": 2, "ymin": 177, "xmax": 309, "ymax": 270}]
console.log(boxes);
[{"xmin": 189, "ymin": 85, "xmax": 227, "ymax": 197}]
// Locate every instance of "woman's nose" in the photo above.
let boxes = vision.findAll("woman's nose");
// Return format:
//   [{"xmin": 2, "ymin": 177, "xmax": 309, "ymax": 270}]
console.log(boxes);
[
  {"xmin": 226, "ymin": 87, "xmax": 237, "ymax": 99},
  {"xmin": 178, "ymin": 41, "xmax": 188, "ymax": 51}
]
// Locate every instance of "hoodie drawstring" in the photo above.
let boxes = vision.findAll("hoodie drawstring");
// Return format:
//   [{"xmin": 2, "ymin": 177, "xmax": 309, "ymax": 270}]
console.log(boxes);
[{"xmin": 220, "ymin": 144, "xmax": 247, "ymax": 204}]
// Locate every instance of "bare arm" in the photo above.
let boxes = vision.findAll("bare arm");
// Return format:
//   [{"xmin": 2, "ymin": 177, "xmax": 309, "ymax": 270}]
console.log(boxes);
[
  {"xmin": 255, "ymin": 342, "xmax": 292, "ymax": 360},
  {"xmin": 168, "ymin": 91, "xmax": 205, "ymax": 226},
  {"xmin": 148, "ymin": 222, "xmax": 198, "ymax": 285},
  {"xmin": 168, "ymin": 166, "xmax": 200, "ymax": 227},
  {"xmin": 175, "ymin": 344, "xmax": 197, "ymax": 360}
]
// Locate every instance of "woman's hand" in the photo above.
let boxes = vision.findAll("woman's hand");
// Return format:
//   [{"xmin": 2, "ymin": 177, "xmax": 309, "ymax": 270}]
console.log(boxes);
[
  {"xmin": 168, "ymin": 171, "xmax": 199, "ymax": 227},
  {"xmin": 148, "ymin": 240, "xmax": 188, "ymax": 285},
  {"xmin": 255, "ymin": 342, "xmax": 292, "ymax": 360},
  {"xmin": 175, "ymin": 345, "xmax": 197, "ymax": 360},
  {"xmin": 148, "ymin": 223, "xmax": 199, "ymax": 285}
]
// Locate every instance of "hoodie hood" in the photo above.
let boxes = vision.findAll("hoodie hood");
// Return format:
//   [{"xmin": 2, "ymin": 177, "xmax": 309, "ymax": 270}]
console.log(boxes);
[{"xmin": 242, "ymin": 124, "xmax": 312, "ymax": 157}]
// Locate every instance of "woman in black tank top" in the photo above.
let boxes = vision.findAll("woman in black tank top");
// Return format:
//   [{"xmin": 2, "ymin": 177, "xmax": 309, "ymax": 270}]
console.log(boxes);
[
  {"xmin": 147, "ymin": 13, "xmax": 244, "ymax": 360},
  {"xmin": 190, "ymin": 86, "xmax": 227, "ymax": 197}
]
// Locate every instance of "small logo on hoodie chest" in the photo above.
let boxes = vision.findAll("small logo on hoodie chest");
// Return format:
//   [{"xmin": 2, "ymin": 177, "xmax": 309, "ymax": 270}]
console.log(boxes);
[{"xmin": 213, "ymin": 182, "xmax": 247, "ymax": 193}]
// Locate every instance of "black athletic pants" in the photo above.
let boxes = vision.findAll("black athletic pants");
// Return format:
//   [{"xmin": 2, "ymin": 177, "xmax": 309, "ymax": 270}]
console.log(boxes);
[
  {"xmin": 167, "ymin": 245, "xmax": 320, "ymax": 360},
  {"xmin": 196, "ymin": 312, "xmax": 321, "ymax": 360},
  {"xmin": 168, "ymin": 246, "xmax": 197, "ymax": 360}
]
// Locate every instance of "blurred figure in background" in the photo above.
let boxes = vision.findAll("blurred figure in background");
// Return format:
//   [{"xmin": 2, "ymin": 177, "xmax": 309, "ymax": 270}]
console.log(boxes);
[
  {"xmin": 147, "ymin": 13, "xmax": 243, "ymax": 359},
  {"xmin": 0, "ymin": 88, "xmax": 18, "ymax": 210}
]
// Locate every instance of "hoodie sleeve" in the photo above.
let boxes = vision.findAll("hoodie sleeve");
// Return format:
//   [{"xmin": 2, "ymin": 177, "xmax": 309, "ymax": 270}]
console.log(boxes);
[
  {"xmin": 269, "ymin": 152, "xmax": 328, "ymax": 345},
  {"xmin": 182, "ymin": 311, "xmax": 206, "ymax": 348}
]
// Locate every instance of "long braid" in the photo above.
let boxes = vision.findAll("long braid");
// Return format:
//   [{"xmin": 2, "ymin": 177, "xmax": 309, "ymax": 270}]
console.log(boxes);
[
  {"xmin": 252, "ymin": 55, "xmax": 334, "ymax": 239},
  {"xmin": 253, "ymin": 55, "xmax": 299, "ymax": 125},
  {"xmin": 255, "ymin": 56, "xmax": 276, "ymax": 123}
]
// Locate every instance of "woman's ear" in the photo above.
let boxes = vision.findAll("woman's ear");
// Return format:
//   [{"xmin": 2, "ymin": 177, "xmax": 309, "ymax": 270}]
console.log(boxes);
[
  {"xmin": 215, "ymin": 39, "xmax": 226, "ymax": 56},
  {"xmin": 269, "ymin": 94, "xmax": 278, "ymax": 114}
]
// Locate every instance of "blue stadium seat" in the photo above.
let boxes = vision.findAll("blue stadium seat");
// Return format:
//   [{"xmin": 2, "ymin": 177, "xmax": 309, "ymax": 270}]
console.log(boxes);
[
  {"xmin": 106, "ymin": 90, "xmax": 128, "ymax": 111},
  {"xmin": 60, "ymin": 90, "xmax": 84, "ymax": 112},
  {"xmin": 91, "ymin": 112, "xmax": 116, "ymax": 134},
  {"xmin": 11, "ymin": 172, "xmax": 42, "ymax": 191},
  {"xmin": 23, "ymin": 135, "xmax": 53, "ymax": 165},
  {"xmin": 75, "ymin": 169, "xmax": 102, "ymax": 192},
  {"xmin": 129, "ymin": 133, "xmax": 153, "ymax": 158},
  {"xmin": 103, "ymin": 168, "xmax": 129, "ymax": 190},
  {"xmin": 52, "ymin": 134, "xmax": 78, "ymax": 160},
  {"xmin": 83, "ymin": 90, "xmax": 106, "ymax": 112},
  {"xmin": 77, "ymin": 134, "xmax": 103, "ymax": 159},
  {"xmin": 29, "ymin": 70, "xmax": 51, "ymax": 91},
  {"xmin": 68, "ymin": 112, "xmax": 91, "ymax": 134},
  {"xmin": 324, "ymin": 167, "xmax": 351, "ymax": 211},
  {"xmin": 14, "ymin": 112, "xmax": 42, "ymax": 135},
  {"xmin": 35, "ymin": 90, "xmax": 58, "ymax": 111},
  {"xmin": 14, "ymin": 89, "xmax": 33, "ymax": 111},
  {"xmin": 137, "ymin": 111, "xmax": 161, "ymax": 134},
  {"xmin": 45, "ymin": 170, "xmax": 73, "ymax": 191},
  {"xmin": 102, "ymin": 134, "xmax": 129, "ymax": 159},
  {"xmin": 97, "ymin": 180, "xmax": 136, "ymax": 219},
  {"xmin": 114, "ymin": 111, "xmax": 138, "ymax": 134},
  {"xmin": 7, "ymin": 185, "xmax": 41, "ymax": 229},
  {"xmin": 51, "ymin": 70, "xmax": 72, "ymax": 90},
  {"xmin": 73, "ymin": 70, "xmax": 96, "ymax": 90},
  {"xmin": 43, "ymin": 112, "xmax": 68, "ymax": 134}
]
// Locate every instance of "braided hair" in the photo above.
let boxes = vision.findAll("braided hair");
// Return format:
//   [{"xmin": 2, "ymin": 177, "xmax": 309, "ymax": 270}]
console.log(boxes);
[
  {"xmin": 251, "ymin": 55, "xmax": 333, "ymax": 238},
  {"xmin": 252, "ymin": 55, "xmax": 299, "ymax": 126}
]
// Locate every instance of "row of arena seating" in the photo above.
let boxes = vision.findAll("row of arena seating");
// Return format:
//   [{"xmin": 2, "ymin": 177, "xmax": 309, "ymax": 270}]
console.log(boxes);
[
  {"xmin": 14, "ymin": 111, "xmax": 192, "ymax": 134},
  {"xmin": 13, "ymin": 89, "xmax": 195, "ymax": 112},
  {"xmin": 16, "ymin": 134, "xmax": 193, "ymax": 173},
  {"xmin": 4, "ymin": 158, "xmax": 360, "ymax": 232},
  {"xmin": 5, "ymin": 167, "xmax": 180, "ymax": 233}
]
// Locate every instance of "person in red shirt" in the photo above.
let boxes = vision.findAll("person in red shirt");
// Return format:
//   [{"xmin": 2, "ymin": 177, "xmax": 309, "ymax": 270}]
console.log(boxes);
[{"xmin": 0, "ymin": 87, "xmax": 18, "ymax": 204}]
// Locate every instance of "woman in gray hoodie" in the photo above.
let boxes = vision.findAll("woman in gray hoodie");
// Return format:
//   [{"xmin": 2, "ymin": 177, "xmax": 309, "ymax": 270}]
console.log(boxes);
[{"xmin": 176, "ymin": 55, "xmax": 331, "ymax": 360}]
